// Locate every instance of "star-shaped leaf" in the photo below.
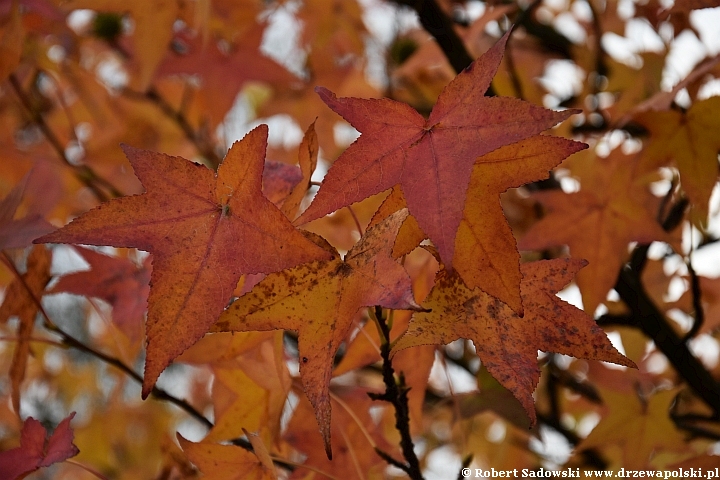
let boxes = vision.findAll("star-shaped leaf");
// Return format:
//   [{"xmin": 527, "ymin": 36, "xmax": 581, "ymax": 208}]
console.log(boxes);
[
  {"xmin": 295, "ymin": 31, "xmax": 578, "ymax": 275},
  {"xmin": 34, "ymin": 125, "xmax": 332, "ymax": 397},
  {"xmin": 394, "ymin": 258, "xmax": 634, "ymax": 422},
  {"xmin": 519, "ymin": 149, "xmax": 670, "ymax": 313},
  {"xmin": 212, "ymin": 209, "xmax": 422, "ymax": 458}
]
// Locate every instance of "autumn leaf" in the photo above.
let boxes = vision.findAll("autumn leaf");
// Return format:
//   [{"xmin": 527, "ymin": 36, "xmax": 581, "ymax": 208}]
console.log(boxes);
[
  {"xmin": 284, "ymin": 387, "xmax": 393, "ymax": 479},
  {"xmin": 178, "ymin": 434, "xmax": 278, "ymax": 480},
  {"xmin": 48, "ymin": 246, "xmax": 151, "ymax": 340},
  {"xmin": 635, "ymin": 96, "xmax": 720, "ymax": 223},
  {"xmin": 0, "ymin": 2, "xmax": 23, "ymax": 82},
  {"xmin": 367, "ymin": 135, "xmax": 586, "ymax": 313},
  {"xmin": 455, "ymin": 135, "xmax": 586, "ymax": 312},
  {"xmin": 295, "ymin": 31, "xmax": 579, "ymax": 276},
  {"xmin": 280, "ymin": 122, "xmax": 319, "ymax": 221},
  {"xmin": 204, "ymin": 333, "xmax": 290, "ymax": 444},
  {"xmin": 0, "ymin": 168, "xmax": 55, "ymax": 250},
  {"xmin": 157, "ymin": 22, "xmax": 297, "ymax": 128},
  {"xmin": 0, "ymin": 412, "xmax": 79, "ymax": 479},
  {"xmin": 0, "ymin": 245, "xmax": 52, "ymax": 413},
  {"xmin": 394, "ymin": 258, "xmax": 634, "ymax": 423},
  {"xmin": 34, "ymin": 125, "xmax": 332, "ymax": 397},
  {"xmin": 519, "ymin": 149, "xmax": 669, "ymax": 314},
  {"xmin": 576, "ymin": 388, "xmax": 688, "ymax": 468},
  {"xmin": 212, "ymin": 209, "xmax": 423, "ymax": 458}
]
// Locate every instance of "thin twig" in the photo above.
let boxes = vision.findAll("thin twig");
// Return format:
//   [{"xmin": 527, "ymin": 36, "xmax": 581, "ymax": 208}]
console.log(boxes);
[
  {"xmin": 124, "ymin": 86, "xmax": 222, "ymax": 168},
  {"xmin": 1, "ymin": 251, "xmax": 211, "ymax": 427},
  {"xmin": 1, "ymin": 250, "xmax": 299, "ymax": 471},
  {"xmin": 8, "ymin": 74, "xmax": 123, "ymax": 202},
  {"xmin": 616, "ymin": 198, "xmax": 720, "ymax": 417},
  {"xmin": 367, "ymin": 306, "xmax": 424, "ymax": 480},
  {"xmin": 391, "ymin": 0, "xmax": 475, "ymax": 75}
]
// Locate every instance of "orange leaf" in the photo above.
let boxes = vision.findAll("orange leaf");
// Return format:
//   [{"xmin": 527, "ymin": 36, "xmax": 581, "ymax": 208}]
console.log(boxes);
[
  {"xmin": 394, "ymin": 258, "xmax": 634, "ymax": 423},
  {"xmin": 577, "ymin": 388, "xmax": 687, "ymax": 468},
  {"xmin": 519, "ymin": 149, "xmax": 669, "ymax": 313},
  {"xmin": 455, "ymin": 135, "xmax": 586, "ymax": 313},
  {"xmin": 212, "ymin": 209, "xmax": 423, "ymax": 458},
  {"xmin": 635, "ymin": 96, "xmax": 720, "ymax": 223},
  {"xmin": 34, "ymin": 125, "xmax": 331, "ymax": 397},
  {"xmin": 0, "ymin": 245, "xmax": 52, "ymax": 413},
  {"xmin": 296, "ymin": 31, "xmax": 579, "ymax": 278},
  {"xmin": 281, "ymin": 122, "xmax": 319, "ymax": 221},
  {"xmin": 178, "ymin": 434, "xmax": 277, "ymax": 480}
]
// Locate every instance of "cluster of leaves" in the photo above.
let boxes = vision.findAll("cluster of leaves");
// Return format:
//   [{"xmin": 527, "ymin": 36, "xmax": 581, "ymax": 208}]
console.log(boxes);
[{"xmin": 1, "ymin": 0, "xmax": 720, "ymax": 478}]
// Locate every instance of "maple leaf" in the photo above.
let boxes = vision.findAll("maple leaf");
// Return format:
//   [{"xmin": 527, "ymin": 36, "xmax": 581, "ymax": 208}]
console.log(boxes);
[
  {"xmin": 49, "ymin": 246, "xmax": 151, "ymax": 340},
  {"xmin": 635, "ymin": 96, "xmax": 720, "ymax": 224},
  {"xmin": 178, "ymin": 434, "xmax": 277, "ymax": 480},
  {"xmin": 280, "ymin": 122, "xmax": 319, "ymax": 221},
  {"xmin": 34, "ymin": 125, "xmax": 332, "ymax": 397},
  {"xmin": 295, "ymin": 31, "xmax": 579, "ymax": 276},
  {"xmin": 0, "ymin": 245, "xmax": 52, "ymax": 413},
  {"xmin": 212, "ymin": 209, "xmax": 423, "ymax": 458},
  {"xmin": 455, "ymin": 135, "xmax": 586, "ymax": 312},
  {"xmin": 367, "ymin": 136, "xmax": 586, "ymax": 312},
  {"xmin": 577, "ymin": 388, "xmax": 687, "ymax": 468},
  {"xmin": 204, "ymin": 333, "xmax": 290, "ymax": 444},
  {"xmin": 394, "ymin": 258, "xmax": 634, "ymax": 422},
  {"xmin": 0, "ymin": 412, "xmax": 79, "ymax": 479},
  {"xmin": 519, "ymin": 149, "xmax": 669, "ymax": 314},
  {"xmin": 284, "ymin": 387, "xmax": 394, "ymax": 478},
  {"xmin": 157, "ymin": 23, "xmax": 297, "ymax": 128}
]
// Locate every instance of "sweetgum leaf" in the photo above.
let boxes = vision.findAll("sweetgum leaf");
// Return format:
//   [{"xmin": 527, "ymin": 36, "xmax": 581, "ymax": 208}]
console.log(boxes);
[
  {"xmin": 394, "ymin": 258, "xmax": 635, "ymax": 423},
  {"xmin": 34, "ymin": 125, "xmax": 331, "ymax": 397},
  {"xmin": 212, "ymin": 209, "xmax": 423, "ymax": 458},
  {"xmin": 296, "ymin": 31, "xmax": 579, "ymax": 280},
  {"xmin": 519, "ymin": 149, "xmax": 669, "ymax": 313}
]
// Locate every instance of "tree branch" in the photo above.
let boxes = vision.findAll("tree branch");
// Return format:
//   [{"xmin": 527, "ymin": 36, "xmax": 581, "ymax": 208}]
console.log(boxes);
[
  {"xmin": 8, "ymin": 74, "xmax": 123, "ymax": 202},
  {"xmin": 368, "ymin": 306, "xmax": 424, "ymax": 479},
  {"xmin": 615, "ymin": 198, "xmax": 720, "ymax": 418},
  {"xmin": 391, "ymin": 0, "xmax": 475, "ymax": 75}
]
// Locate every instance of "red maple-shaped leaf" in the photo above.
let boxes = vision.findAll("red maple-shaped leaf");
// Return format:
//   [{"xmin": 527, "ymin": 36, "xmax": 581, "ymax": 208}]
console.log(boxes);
[
  {"xmin": 0, "ymin": 412, "xmax": 79, "ymax": 480},
  {"xmin": 212, "ymin": 209, "xmax": 422, "ymax": 458},
  {"xmin": 394, "ymin": 258, "xmax": 635, "ymax": 422},
  {"xmin": 295, "ymin": 31, "xmax": 578, "ymax": 274},
  {"xmin": 34, "ymin": 126, "xmax": 331, "ymax": 397},
  {"xmin": 49, "ymin": 246, "xmax": 151, "ymax": 340}
]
